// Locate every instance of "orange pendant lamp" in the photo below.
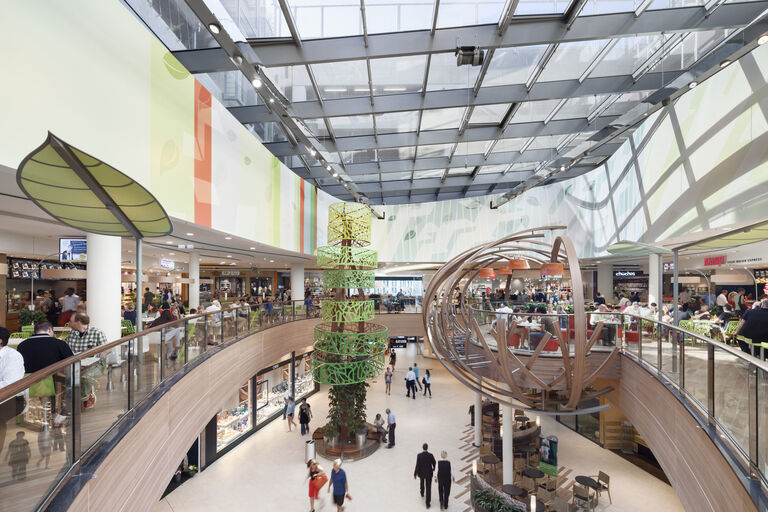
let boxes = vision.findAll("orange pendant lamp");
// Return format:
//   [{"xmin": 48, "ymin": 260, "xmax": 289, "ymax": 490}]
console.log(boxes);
[
  {"xmin": 540, "ymin": 262, "xmax": 564, "ymax": 277},
  {"xmin": 478, "ymin": 268, "xmax": 496, "ymax": 278},
  {"xmin": 506, "ymin": 259, "xmax": 530, "ymax": 270}
]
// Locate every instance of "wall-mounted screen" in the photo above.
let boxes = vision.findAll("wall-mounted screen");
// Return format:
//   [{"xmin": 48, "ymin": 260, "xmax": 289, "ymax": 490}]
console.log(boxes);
[{"xmin": 59, "ymin": 238, "xmax": 87, "ymax": 262}]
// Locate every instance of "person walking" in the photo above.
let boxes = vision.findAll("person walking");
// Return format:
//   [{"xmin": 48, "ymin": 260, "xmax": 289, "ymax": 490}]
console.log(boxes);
[
  {"xmin": 422, "ymin": 369, "xmax": 432, "ymax": 398},
  {"xmin": 405, "ymin": 366, "xmax": 417, "ymax": 399},
  {"xmin": 435, "ymin": 451, "xmax": 455, "ymax": 510},
  {"xmin": 5, "ymin": 431, "xmax": 31, "ymax": 481},
  {"xmin": 286, "ymin": 395, "xmax": 297, "ymax": 432},
  {"xmin": 328, "ymin": 458, "xmax": 350, "ymax": 511},
  {"xmin": 384, "ymin": 366, "xmax": 392, "ymax": 395},
  {"xmin": 414, "ymin": 443, "xmax": 437, "ymax": 508},
  {"xmin": 36, "ymin": 427, "xmax": 51, "ymax": 469},
  {"xmin": 389, "ymin": 349, "xmax": 396, "ymax": 368},
  {"xmin": 58, "ymin": 287, "xmax": 80, "ymax": 326},
  {"xmin": 386, "ymin": 408, "xmax": 396, "ymax": 448},
  {"xmin": 306, "ymin": 458, "xmax": 327, "ymax": 512},
  {"xmin": 299, "ymin": 398, "xmax": 312, "ymax": 436},
  {"xmin": 414, "ymin": 363, "xmax": 423, "ymax": 392}
]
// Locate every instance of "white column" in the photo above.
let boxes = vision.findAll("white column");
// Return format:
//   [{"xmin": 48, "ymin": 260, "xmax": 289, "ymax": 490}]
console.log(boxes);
[
  {"xmin": 474, "ymin": 390, "xmax": 483, "ymax": 447},
  {"xmin": 648, "ymin": 254, "xmax": 661, "ymax": 305},
  {"xmin": 597, "ymin": 263, "xmax": 613, "ymax": 303},
  {"xmin": 189, "ymin": 251, "xmax": 200, "ymax": 310},
  {"xmin": 86, "ymin": 233, "xmax": 121, "ymax": 342},
  {"xmin": 290, "ymin": 263, "xmax": 305, "ymax": 305},
  {"xmin": 502, "ymin": 396, "xmax": 514, "ymax": 485}
]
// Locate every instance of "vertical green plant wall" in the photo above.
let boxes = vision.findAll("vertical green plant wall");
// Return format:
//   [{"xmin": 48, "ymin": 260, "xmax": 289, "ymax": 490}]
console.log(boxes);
[{"xmin": 312, "ymin": 202, "xmax": 387, "ymax": 438}]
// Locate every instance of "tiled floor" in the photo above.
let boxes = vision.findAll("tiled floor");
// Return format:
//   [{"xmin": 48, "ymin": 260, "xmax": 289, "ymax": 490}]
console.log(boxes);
[{"xmin": 156, "ymin": 343, "xmax": 683, "ymax": 512}]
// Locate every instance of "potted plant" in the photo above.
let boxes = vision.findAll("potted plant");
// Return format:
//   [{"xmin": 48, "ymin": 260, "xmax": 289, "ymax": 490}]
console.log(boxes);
[
  {"xmin": 322, "ymin": 424, "xmax": 338, "ymax": 447},
  {"xmin": 19, "ymin": 309, "xmax": 46, "ymax": 327},
  {"xmin": 472, "ymin": 489, "xmax": 522, "ymax": 512}
]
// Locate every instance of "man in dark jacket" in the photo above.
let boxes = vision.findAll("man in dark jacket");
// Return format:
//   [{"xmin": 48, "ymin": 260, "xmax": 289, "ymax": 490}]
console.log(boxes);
[
  {"xmin": 414, "ymin": 443, "xmax": 437, "ymax": 508},
  {"xmin": 17, "ymin": 322, "xmax": 74, "ymax": 373}
]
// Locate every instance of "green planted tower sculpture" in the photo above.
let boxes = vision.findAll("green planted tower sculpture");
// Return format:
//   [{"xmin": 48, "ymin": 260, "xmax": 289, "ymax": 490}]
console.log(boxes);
[{"xmin": 312, "ymin": 202, "xmax": 388, "ymax": 441}]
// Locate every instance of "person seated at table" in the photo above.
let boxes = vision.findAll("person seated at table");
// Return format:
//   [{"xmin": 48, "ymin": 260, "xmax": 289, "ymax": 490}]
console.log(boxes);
[
  {"xmin": 590, "ymin": 305, "xmax": 617, "ymax": 346},
  {"xmin": 150, "ymin": 309, "xmax": 181, "ymax": 359},
  {"xmin": 529, "ymin": 306, "xmax": 554, "ymax": 349},
  {"xmin": 694, "ymin": 304, "xmax": 711, "ymax": 320},
  {"xmin": 144, "ymin": 303, "xmax": 159, "ymax": 321},
  {"xmin": 123, "ymin": 303, "xmax": 137, "ymax": 326},
  {"xmin": 718, "ymin": 304, "xmax": 737, "ymax": 324}
]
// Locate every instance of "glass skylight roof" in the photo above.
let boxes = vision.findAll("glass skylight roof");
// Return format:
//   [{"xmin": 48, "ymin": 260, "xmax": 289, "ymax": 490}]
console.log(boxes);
[{"xmin": 145, "ymin": 0, "xmax": 759, "ymax": 204}]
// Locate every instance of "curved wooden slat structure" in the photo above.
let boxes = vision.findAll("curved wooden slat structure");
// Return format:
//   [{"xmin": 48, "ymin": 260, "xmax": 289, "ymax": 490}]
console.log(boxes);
[{"xmin": 423, "ymin": 226, "xmax": 618, "ymax": 413}]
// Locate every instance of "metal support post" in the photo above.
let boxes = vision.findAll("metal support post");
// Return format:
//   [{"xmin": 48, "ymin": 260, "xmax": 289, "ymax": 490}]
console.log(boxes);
[{"xmin": 707, "ymin": 343, "xmax": 715, "ymax": 425}]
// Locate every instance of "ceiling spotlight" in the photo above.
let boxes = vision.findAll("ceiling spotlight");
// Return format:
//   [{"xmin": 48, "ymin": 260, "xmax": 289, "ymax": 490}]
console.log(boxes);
[
  {"xmin": 455, "ymin": 46, "xmax": 485, "ymax": 67},
  {"xmin": 232, "ymin": 55, "xmax": 243, "ymax": 66},
  {"xmin": 310, "ymin": 149, "xmax": 316, "ymax": 156},
  {"xmin": 269, "ymin": 98, "xmax": 275, "ymax": 103},
  {"xmin": 252, "ymin": 78, "xmax": 262, "ymax": 88},
  {"xmin": 560, "ymin": 165, "xmax": 565, "ymax": 171},
  {"xmin": 759, "ymin": 33, "xmax": 768, "ymax": 45},
  {"xmin": 225, "ymin": 236, "xmax": 232, "ymax": 240},
  {"xmin": 208, "ymin": 23, "xmax": 221, "ymax": 34},
  {"xmin": 326, "ymin": 165, "xmax": 332, "ymax": 171},
  {"xmin": 332, "ymin": 172, "xmax": 338, "ymax": 177},
  {"xmin": 186, "ymin": 232, "xmax": 194, "ymax": 236},
  {"xmin": 719, "ymin": 59, "xmax": 731, "ymax": 68},
  {"xmin": 688, "ymin": 81, "xmax": 698, "ymax": 89}
]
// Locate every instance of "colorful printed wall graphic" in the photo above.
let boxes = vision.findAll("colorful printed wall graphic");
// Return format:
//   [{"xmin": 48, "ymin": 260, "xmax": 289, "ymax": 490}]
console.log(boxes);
[
  {"xmin": 0, "ymin": 0, "xmax": 332, "ymax": 255},
  {"xmin": 370, "ymin": 43, "xmax": 768, "ymax": 262}
]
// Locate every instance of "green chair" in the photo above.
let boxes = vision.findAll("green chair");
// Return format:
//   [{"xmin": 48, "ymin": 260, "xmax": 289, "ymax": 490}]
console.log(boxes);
[
  {"xmin": 21, "ymin": 325, "xmax": 34, "ymax": 334},
  {"xmin": 723, "ymin": 320, "xmax": 740, "ymax": 345},
  {"xmin": 736, "ymin": 335, "xmax": 757, "ymax": 358},
  {"xmin": 678, "ymin": 320, "xmax": 694, "ymax": 332},
  {"xmin": 121, "ymin": 319, "xmax": 136, "ymax": 336},
  {"xmin": 9, "ymin": 332, "xmax": 26, "ymax": 338}
]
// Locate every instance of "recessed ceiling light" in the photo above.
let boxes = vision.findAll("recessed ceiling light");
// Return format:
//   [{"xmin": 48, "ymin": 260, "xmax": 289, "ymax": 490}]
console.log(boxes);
[
  {"xmin": 230, "ymin": 262, "xmax": 236, "ymax": 265},
  {"xmin": 383, "ymin": 87, "xmax": 406, "ymax": 92},
  {"xmin": 270, "ymin": 259, "xmax": 274, "ymax": 263},
  {"xmin": 252, "ymin": 78, "xmax": 262, "ymax": 88},
  {"xmin": 227, "ymin": 255, "xmax": 232, "ymax": 258},
  {"xmin": 225, "ymin": 236, "xmax": 232, "ymax": 240},
  {"xmin": 169, "ymin": 253, "xmax": 175, "ymax": 256},
  {"xmin": 324, "ymin": 87, "xmax": 347, "ymax": 93},
  {"xmin": 208, "ymin": 23, "xmax": 220, "ymax": 34},
  {"xmin": 688, "ymin": 81, "xmax": 698, "ymax": 89},
  {"xmin": 220, "ymin": 261, "xmax": 226, "ymax": 264},
  {"xmin": 250, "ymin": 247, "xmax": 256, "ymax": 250},
  {"xmin": 719, "ymin": 59, "xmax": 731, "ymax": 68},
  {"xmin": 186, "ymin": 232, "xmax": 194, "ymax": 236},
  {"xmin": 759, "ymin": 33, "xmax": 768, "ymax": 45},
  {"xmin": 165, "ymin": 241, "xmax": 173, "ymax": 245}
]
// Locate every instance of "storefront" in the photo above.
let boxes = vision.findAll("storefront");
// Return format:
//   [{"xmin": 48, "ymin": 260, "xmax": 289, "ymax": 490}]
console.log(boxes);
[
  {"xmin": 612, "ymin": 270, "xmax": 648, "ymax": 301},
  {"xmin": 202, "ymin": 349, "xmax": 319, "ymax": 466},
  {"xmin": 200, "ymin": 267, "xmax": 279, "ymax": 301}
]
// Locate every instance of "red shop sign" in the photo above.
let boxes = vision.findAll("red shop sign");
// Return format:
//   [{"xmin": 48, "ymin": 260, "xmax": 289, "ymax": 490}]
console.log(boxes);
[{"xmin": 703, "ymin": 255, "xmax": 727, "ymax": 266}]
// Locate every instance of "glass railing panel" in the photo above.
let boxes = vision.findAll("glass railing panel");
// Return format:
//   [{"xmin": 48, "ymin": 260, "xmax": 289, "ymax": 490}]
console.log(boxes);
[
  {"xmin": 639, "ymin": 319, "xmax": 658, "ymax": 368},
  {"xmin": 682, "ymin": 335, "xmax": 708, "ymax": 410},
  {"xmin": 79, "ymin": 340, "xmax": 131, "ymax": 450},
  {"xmin": 713, "ymin": 344, "xmax": 750, "ymax": 456},
  {"xmin": 660, "ymin": 328, "xmax": 679, "ymax": 385},
  {"xmin": 159, "ymin": 326, "xmax": 185, "ymax": 379},
  {"xmin": 623, "ymin": 314, "xmax": 639, "ymax": 358},
  {"xmin": 0, "ymin": 366, "xmax": 76, "ymax": 512},
  {"xmin": 222, "ymin": 310, "xmax": 236, "ymax": 342},
  {"xmin": 130, "ymin": 334, "xmax": 160, "ymax": 408},
  {"xmin": 757, "ymin": 366, "xmax": 768, "ymax": 478},
  {"xmin": 185, "ymin": 318, "xmax": 205, "ymax": 364}
]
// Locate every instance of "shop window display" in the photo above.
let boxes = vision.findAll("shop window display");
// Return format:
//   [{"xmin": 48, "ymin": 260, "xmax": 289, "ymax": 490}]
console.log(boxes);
[
  {"xmin": 216, "ymin": 381, "xmax": 252, "ymax": 450},
  {"xmin": 294, "ymin": 354, "xmax": 315, "ymax": 401},
  {"xmin": 255, "ymin": 365, "xmax": 290, "ymax": 425}
]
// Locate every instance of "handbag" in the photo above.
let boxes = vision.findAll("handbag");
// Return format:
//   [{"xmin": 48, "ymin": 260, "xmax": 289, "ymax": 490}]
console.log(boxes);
[{"xmin": 314, "ymin": 472, "xmax": 328, "ymax": 489}]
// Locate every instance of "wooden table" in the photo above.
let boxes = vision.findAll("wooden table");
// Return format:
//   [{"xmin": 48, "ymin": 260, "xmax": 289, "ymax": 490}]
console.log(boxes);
[
  {"xmin": 575, "ymin": 475, "xmax": 600, "ymax": 491},
  {"xmin": 523, "ymin": 466, "xmax": 545, "ymax": 491},
  {"xmin": 501, "ymin": 484, "xmax": 525, "ymax": 498},
  {"xmin": 481, "ymin": 453, "xmax": 501, "ymax": 484}
]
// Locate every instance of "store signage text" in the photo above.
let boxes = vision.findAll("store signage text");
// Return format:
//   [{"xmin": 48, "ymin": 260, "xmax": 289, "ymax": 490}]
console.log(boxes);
[
  {"xmin": 663, "ymin": 263, "xmax": 675, "ymax": 271},
  {"xmin": 159, "ymin": 258, "xmax": 175, "ymax": 270},
  {"xmin": 221, "ymin": 270, "xmax": 241, "ymax": 276},
  {"xmin": 614, "ymin": 271, "xmax": 642, "ymax": 277},
  {"xmin": 704, "ymin": 256, "xmax": 727, "ymax": 267}
]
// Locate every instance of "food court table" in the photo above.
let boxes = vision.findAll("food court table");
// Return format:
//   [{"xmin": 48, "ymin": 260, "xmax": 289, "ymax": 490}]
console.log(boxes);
[
  {"xmin": 575, "ymin": 475, "xmax": 600, "ymax": 492},
  {"xmin": 501, "ymin": 484, "xmax": 525, "ymax": 497}
]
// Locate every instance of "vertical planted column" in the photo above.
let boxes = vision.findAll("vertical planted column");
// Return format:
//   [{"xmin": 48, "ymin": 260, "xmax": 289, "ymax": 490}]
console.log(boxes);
[{"xmin": 312, "ymin": 203, "xmax": 387, "ymax": 442}]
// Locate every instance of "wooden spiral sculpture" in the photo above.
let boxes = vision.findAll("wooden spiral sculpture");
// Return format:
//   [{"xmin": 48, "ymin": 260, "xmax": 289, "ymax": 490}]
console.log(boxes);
[{"xmin": 423, "ymin": 226, "xmax": 618, "ymax": 414}]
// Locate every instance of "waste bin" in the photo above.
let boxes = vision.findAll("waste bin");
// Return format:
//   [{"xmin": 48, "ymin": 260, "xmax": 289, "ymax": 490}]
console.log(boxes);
[{"xmin": 305, "ymin": 440, "xmax": 316, "ymax": 462}]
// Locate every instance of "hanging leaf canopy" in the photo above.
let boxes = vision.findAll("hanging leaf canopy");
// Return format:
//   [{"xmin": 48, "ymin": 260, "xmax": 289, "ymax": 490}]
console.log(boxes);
[{"xmin": 16, "ymin": 132, "xmax": 171, "ymax": 238}]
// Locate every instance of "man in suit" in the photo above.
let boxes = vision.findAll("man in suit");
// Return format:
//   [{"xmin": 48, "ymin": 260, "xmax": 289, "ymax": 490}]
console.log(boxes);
[{"xmin": 414, "ymin": 443, "xmax": 437, "ymax": 508}]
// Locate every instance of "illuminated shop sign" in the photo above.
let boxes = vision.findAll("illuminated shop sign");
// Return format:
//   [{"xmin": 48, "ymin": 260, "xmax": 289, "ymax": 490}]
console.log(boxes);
[
  {"xmin": 614, "ymin": 271, "xmax": 644, "ymax": 277},
  {"xmin": 663, "ymin": 263, "xmax": 675, "ymax": 271},
  {"xmin": 159, "ymin": 258, "xmax": 175, "ymax": 270},
  {"xmin": 704, "ymin": 256, "xmax": 727, "ymax": 266}
]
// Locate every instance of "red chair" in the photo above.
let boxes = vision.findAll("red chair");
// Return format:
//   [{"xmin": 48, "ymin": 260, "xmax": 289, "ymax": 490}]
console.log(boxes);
[
  {"xmin": 508, "ymin": 333, "xmax": 521, "ymax": 347},
  {"xmin": 625, "ymin": 331, "xmax": 639, "ymax": 343},
  {"xmin": 543, "ymin": 337, "xmax": 559, "ymax": 351}
]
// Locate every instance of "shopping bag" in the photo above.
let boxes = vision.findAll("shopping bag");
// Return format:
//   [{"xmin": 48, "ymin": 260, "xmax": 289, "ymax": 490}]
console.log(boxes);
[
  {"xmin": 27, "ymin": 375, "xmax": 55, "ymax": 397},
  {"xmin": 314, "ymin": 472, "xmax": 328, "ymax": 489}
]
